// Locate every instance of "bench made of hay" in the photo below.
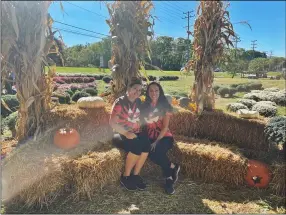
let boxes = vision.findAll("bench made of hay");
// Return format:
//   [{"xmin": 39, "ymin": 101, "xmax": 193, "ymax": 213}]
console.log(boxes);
[{"xmin": 170, "ymin": 109, "xmax": 269, "ymax": 151}]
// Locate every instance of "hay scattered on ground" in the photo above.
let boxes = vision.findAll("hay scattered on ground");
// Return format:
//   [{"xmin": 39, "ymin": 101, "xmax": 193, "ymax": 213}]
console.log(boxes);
[
  {"xmin": 170, "ymin": 109, "xmax": 270, "ymax": 151},
  {"xmin": 270, "ymin": 162, "xmax": 286, "ymax": 197},
  {"xmin": 170, "ymin": 135, "xmax": 248, "ymax": 186},
  {"xmin": 5, "ymin": 175, "xmax": 285, "ymax": 214},
  {"xmin": 1, "ymin": 139, "xmax": 17, "ymax": 157}
]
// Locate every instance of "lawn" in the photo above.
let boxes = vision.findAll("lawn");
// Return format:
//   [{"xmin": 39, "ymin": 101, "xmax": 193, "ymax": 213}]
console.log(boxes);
[{"xmin": 54, "ymin": 66, "xmax": 286, "ymax": 116}]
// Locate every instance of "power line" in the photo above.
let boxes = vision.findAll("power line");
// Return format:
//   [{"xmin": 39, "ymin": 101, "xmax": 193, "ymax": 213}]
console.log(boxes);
[
  {"xmin": 156, "ymin": 6, "xmax": 183, "ymax": 20},
  {"xmin": 53, "ymin": 27, "xmax": 104, "ymax": 40},
  {"xmin": 66, "ymin": 1, "xmax": 107, "ymax": 19},
  {"xmin": 54, "ymin": 20, "xmax": 109, "ymax": 37},
  {"xmin": 158, "ymin": 1, "xmax": 184, "ymax": 16},
  {"xmin": 163, "ymin": 1, "xmax": 186, "ymax": 14}
]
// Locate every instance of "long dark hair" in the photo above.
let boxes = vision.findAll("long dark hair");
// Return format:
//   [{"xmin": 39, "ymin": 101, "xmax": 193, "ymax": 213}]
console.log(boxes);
[{"xmin": 142, "ymin": 82, "xmax": 173, "ymax": 114}]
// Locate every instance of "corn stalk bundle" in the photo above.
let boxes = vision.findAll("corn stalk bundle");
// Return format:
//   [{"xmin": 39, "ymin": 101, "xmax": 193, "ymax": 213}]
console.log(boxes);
[
  {"xmin": 185, "ymin": 1, "xmax": 234, "ymax": 114},
  {"xmin": 106, "ymin": 1, "xmax": 154, "ymax": 97},
  {"xmin": 1, "ymin": 1, "xmax": 60, "ymax": 141}
]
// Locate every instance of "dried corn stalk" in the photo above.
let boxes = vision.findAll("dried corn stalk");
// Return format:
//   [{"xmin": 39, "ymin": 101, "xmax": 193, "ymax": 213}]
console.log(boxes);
[
  {"xmin": 185, "ymin": 1, "xmax": 234, "ymax": 114},
  {"xmin": 1, "ymin": 1, "xmax": 57, "ymax": 141},
  {"xmin": 106, "ymin": 1, "xmax": 154, "ymax": 98}
]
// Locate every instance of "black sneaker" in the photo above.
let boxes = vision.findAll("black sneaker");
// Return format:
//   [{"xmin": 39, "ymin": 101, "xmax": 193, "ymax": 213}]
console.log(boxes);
[
  {"xmin": 120, "ymin": 175, "xmax": 137, "ymax": 191},
  {"xmin": 131, "ymin": 175, "xmax": 147, "ymax": 191},
  {"xmin": 165, "ymin": 178, "xmax": 175, "ymax": 195},
  {"xmin": 172, "ymin": 164, "xmax": 181, "ymax": 184}
]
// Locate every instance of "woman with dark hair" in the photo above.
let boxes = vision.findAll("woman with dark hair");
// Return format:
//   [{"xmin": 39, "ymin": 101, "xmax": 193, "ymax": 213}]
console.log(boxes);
[
  {"xmin": 141, "ymin": 81, "xmax": 180, "ymax": 195},
  {"xmin": 110, "ymin": 77, "xmax": 151, "ymax": 191}
]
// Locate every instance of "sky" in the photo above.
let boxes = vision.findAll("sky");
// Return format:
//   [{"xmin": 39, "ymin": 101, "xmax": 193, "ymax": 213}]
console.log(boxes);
[{"xmin": 49, "ymin": 1, "xmax": 286, "ymax": 57}]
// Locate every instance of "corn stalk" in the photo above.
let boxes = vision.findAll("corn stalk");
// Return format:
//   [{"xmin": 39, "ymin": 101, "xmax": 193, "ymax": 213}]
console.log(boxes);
[
  {"xmin": 184, "ymin": 1, "xmax": 234, "ymax": 114},
  {"xmin": 106, "ymin": 1, "xmax": 154, "ymax": 98},
  {"xmin": 1, "ymin": 1, "xmax": 56, "ymax": 141}
]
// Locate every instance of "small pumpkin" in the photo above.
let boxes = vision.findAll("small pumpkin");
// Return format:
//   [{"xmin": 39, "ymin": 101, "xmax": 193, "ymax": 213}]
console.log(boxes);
[
  {"xmin": 77, "ymin": 96, "xmax": 105, "ymax": 109},
  {"xmin": 245, "ymin": 160, "xmax": 271, "ymax": 188},
  {"xmin": 54, "ymin": 128, "xmax": 80, "ymax": 149}
]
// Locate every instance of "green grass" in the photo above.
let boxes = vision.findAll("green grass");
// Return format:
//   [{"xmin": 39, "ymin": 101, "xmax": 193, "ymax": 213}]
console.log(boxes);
[{"xmin": 52, "ymin": 66, "xmax": 285, "ymax": 116}]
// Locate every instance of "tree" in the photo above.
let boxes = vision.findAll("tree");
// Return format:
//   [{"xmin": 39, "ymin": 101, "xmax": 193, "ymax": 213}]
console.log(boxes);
[
  {"xmin": 184, "ymin": 1, "xmax": 235, "ymax": 113},
  {"xmin": 106, "ymin": 1, "xmax": 154, "ymax": 98},
  {"xmin": 248, "ymin": 57, "xmax": 269, "ymax": 77}
]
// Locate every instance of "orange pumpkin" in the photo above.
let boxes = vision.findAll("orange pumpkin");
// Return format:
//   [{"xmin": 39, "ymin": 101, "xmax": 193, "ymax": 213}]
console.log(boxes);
[
  {"xmin": 245, "ymin": 160, "xmax": 271, "ymax": 188},
  {"xmin": 54, "ymin": 128, "xmax": 80, "ymax": 149}
]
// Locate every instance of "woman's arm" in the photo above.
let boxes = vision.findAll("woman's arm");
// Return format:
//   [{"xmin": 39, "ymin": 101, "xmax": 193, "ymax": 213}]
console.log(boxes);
[
  {"xmin": 154, "ymin": 113, "xmax": 171, "ymax": 143},
  {"xmin": 109, "ymin": 115, "xmax": 137, "ymax": 139}
]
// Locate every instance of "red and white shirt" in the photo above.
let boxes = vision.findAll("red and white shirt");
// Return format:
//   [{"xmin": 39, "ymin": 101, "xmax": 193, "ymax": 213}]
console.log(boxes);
[
  {"xmin": 142, "ymin": 104, "xmax": 172, "ymax": 140},
  {"xmin": 110, "ymin": 95, "xmax": 141, "ymax": 133}
]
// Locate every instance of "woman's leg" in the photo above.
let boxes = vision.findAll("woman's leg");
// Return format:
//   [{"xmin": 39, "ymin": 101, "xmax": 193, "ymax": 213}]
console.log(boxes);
[
  {"xmin": 148, "ymin": 137, "xmax": 174, "ymax": 178},
  {"xmin": 124, "ymin": 152, "xmax": 140, "ymax": 176},
  {"xmin": 133, "ymin": 133, "xmax": 151, "ymax": 175}
]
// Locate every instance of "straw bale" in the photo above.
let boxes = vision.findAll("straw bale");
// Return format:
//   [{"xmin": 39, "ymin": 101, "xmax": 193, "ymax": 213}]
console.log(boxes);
[
  {"xmin": 169, "ymin": 135, "xmax": 248, "ymax": 186},
  {"xmin": 2, "ymin": 138, "xmax": 71, "ymax": 208},
  {"xmin": 270, "ymin": 162, "xmax": 286, "ymax": 197},
  {"xmin": 63, "ymin": 147, "xmax": 124, "ymax": 200},
  {"xmin": 44, "ymin": 104, "xmax": 113, "ymax": 146},
  {"xmin": 170, "ymin": 109, "xmax": 269, "ymax": 151}
]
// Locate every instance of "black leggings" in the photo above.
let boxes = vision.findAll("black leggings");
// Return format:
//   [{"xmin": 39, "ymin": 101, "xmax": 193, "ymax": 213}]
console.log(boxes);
[{"xmin": 148, "ymin": 136, "xmax": 174, "ymax": 178}]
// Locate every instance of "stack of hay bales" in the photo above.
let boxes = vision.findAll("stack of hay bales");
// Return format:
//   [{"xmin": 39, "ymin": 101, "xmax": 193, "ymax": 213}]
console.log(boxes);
[
  {"xmin": 170, "ymin": 136, "xmax": 248, "ymax": 186},
  {"xmin": 170, "ymin": 109, "xmax": 269, "ymax": 151}
]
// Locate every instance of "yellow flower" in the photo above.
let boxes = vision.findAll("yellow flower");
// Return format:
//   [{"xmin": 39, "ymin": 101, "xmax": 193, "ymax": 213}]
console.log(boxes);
[
  {"xmin": 140, "ymin": 95, "xmax": 145, "ymax": 102},
  {"xmin": 188, "ymin": 102, "xmax": 197, "ymax": 112}
]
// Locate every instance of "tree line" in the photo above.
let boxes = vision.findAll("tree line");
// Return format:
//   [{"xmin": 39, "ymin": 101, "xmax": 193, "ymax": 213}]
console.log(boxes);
[{"xmin": 48, "ymin": 36, "xmax": 285, "ymax": 73}]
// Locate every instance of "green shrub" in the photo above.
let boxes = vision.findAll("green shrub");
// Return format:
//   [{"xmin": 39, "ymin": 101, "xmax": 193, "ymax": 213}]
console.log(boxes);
[
  {"xmin": 52, "ymin": 92, "xmax": 71, "ymax": 104},
  {"xmin": 226, "ymin": 103, "xmax": 248, "ymax": 112},
  {"xmin": 71, "ymin": 91, "xmax": 91, "ymax": 102},
  {"xmin": 228, "ymin": 87, "xmax": 237, "ymax": 97},
  {"xmin": 102, "ymin": 76, "xmax": 112, "ymax": 84},
  {"xmin": 248, "ymin": 82, "xmax": 263, "ymax": 90},
  {"xmin": 217, "ymin": 87, "xmax": 229, "ymax": 97},
  {"xmin": 7, "ymin": 111, "xmax": 18, "ymax": 133},
  {"xmin": 252, "ymin": 103, "xmax": 277, "ymax": 117},
  {"xmin": 264, "ymin": 116, "xmax": 286, "ymax": 148},
  {"xmin": 81, "ymin": 88, "xmax": 98, "ymax": 96},
  {"xmin": 1, "ymin": 95, "xmax": 19, "ymax": 117},
  {"xmin": 213, "ymin": 85, "xmax": 222, "ymax": 94},
  {"xmin": 236, "ymin": 84, "xmax": 248, "ymax": 92},
  {"xmin": 65, "ymin": 89, "xmax": 74, "ymax": 97},
  {"xmin": 238, "ymin": 99, "xmax": 257, "ymax": 109}
]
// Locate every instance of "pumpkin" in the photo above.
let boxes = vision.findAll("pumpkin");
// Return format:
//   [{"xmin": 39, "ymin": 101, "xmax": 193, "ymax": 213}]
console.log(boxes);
[
  {"xmin": 54, "ymin": 128, "xmax": 80, "ymax": 149},
  {"xmin": 245, "ymin": 160, "xmax": 271, "ymax": 188},
  {"xmin": 77, "ymin": 96, "xmax": 105, "ymax": 109}
]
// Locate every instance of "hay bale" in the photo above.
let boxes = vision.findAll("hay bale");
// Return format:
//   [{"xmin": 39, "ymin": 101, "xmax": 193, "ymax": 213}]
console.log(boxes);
[
  {"xmin": 44, "ymin": 104, "xmax": 113, "ymax": 144},
  {"xmin": 170, "ymin": 110, "xmax": 269, "ymax": 151},
  {"xmin": 63, "ymin": 146, "xmax": 124, "ymax": 200},
  {"xmin": 170, "ymin": 136, "xmax": 248, "ymax": 186},
  {"xmin": 270, "ymin": 162, "xmax": 286, "ymax": 197},
  {"xmin": 2, "ymin": 138, "xmax": 71, "ymax": 208}
]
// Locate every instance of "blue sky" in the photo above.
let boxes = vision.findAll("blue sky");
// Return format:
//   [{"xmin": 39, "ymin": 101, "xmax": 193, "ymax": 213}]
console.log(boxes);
[{"xmin": 49, "ymin": 1, "xmax": 285, "ymax": 57}]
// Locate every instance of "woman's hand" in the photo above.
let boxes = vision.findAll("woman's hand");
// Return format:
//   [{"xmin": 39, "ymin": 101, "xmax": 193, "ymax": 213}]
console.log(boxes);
[
  {"xmin": 150, "ymin": 141, "xmax": 158, "ymax": 152},
  {"xmin": 125, "ymin": 132, "xmax": 137, "ymax": 139}
]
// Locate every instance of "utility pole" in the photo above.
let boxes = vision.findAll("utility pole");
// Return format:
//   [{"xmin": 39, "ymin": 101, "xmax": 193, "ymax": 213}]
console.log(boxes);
[
  {"xmin": 182, "ymin": 10, "xmax": 194, "ymax": 64},
  {"xmin": 251, "ymin": 40, "xmax": 257, "ymax": 60},
  {"xmin": 231, "ymin": 35, "xmax": 241, "ymax": 58},
  {"xmin": 269, "ymin": 50, "xmax": 273, "ymax": 58}
]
